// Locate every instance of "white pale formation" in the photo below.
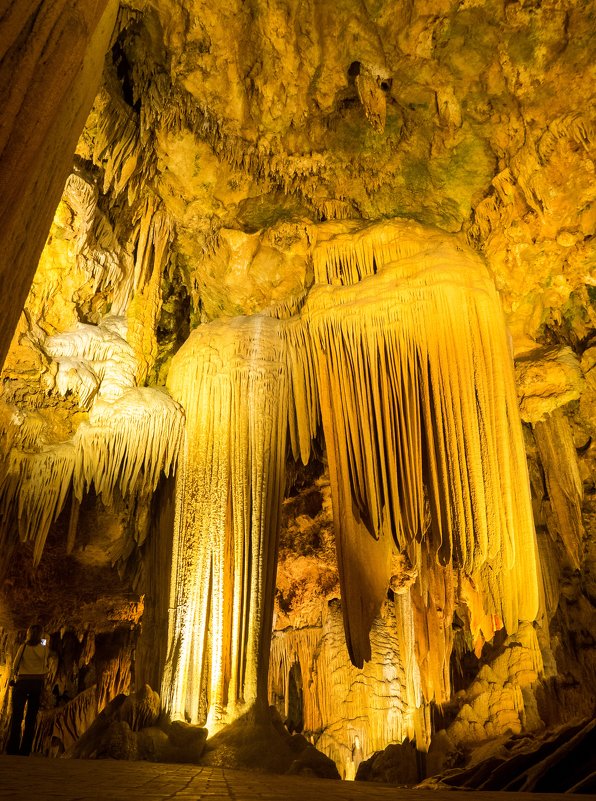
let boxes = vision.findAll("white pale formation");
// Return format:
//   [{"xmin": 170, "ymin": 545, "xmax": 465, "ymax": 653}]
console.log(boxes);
[
  {"xmin": 288, "ymin": 219, "xmax": 540, "ymax": 675},
  {"xmin": 74, "ymin": 388, "xmax": 183, "ymax": 506},
  {"xmin": 0, "ymin": 319, "xmax": 183, "ymax": 564},
  {"xmin": 1, "ymin": 442, "xmax": 77, "ymax": 565},
  {"xmin": 44, "ymin": 317, "xmax": 137, "ymax": 406},
  {"xmin": 163, "ymin": 315, "xmax": 289, "ymax": 728}
]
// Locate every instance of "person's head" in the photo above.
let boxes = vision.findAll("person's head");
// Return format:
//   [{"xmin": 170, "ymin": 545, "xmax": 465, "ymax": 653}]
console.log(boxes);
[{"xmin": 26, "ymin": 624, "xmax": 43, "ymax": 645}]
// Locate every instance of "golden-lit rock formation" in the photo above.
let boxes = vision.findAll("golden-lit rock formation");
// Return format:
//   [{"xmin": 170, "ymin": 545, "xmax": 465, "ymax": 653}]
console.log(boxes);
[
  {"xmin": 163, "ymin": 315, "xmax": 289, "ymax": 728},
  {"xmin": 0, "ymin": 0, "xmax": 594, "ymax": 783},
  {"xmin": 297, "ymin": 220, "xmax": 540, "ymax": 672},
  {"xmin": 0, "ymin": 0, "xmax": 119, "ymax": 368}
]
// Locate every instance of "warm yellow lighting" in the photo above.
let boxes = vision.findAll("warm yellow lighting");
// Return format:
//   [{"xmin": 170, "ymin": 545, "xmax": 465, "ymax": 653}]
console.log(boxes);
[
  {"xmin": 164, "ymin": 218, "xmax": 540, "ymax": 744},
  {"xmin": 286, "ymin": 218, "xmax": 540, "ymax": 697},
  {"xmin": 163, "ymin": 315, "xmax": 289, "ymax": 727}
]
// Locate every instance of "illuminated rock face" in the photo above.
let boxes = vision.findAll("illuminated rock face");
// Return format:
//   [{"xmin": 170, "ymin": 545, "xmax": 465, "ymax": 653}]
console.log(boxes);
[
  {"xmin": 0, "ymin": 0, "xmax": 119, "ymax": 369},
  {"xmin": 0, "ymin": 0, "xmax": 594, "ymax": 775},
  {"xmin": 300, "ymin": 220, "xmax": 539, "ymax": 673},
  {"xmin": 157, "ymin": 218, "xmax": 540, "ymax": 742},
  {"xmin": 163, "ymin": 315, "xmax": 289, "ymax": 727}
]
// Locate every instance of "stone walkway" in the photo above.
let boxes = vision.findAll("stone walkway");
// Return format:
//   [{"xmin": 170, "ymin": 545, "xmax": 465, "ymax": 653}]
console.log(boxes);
[{"xmin": 0, "ymin": 757, "xmax": 582, "ymax": 800}]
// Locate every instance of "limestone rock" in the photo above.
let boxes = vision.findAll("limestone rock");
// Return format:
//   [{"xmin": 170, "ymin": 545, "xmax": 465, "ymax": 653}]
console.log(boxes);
[
  {"xmin": 200, "ymin": 707, "xmax": 333, "ymax": 775},
  {"xmin": 137, "ymin": 721, "xmax": 208, "ymax": 763},
  {"xmin": 286, "ymin": 744, "xmax": 341, "ymax": 780},
  {"xmin": 118, "ymin": 684, "xmax": 160, "ymax": 731},
  {"xmin": 425, "ymin": 729, "xmax": 459, "ymax": 778},
  {"xmin": 356, "ymin": 741, "xmax": 422, "ymax": 786},
  {"xmin": 68, "ymin": 686, "xmax": 208, "ymax": 763},
  {"xmin": 0, "ymin": 0, "xmax": 595, "ymax": 783},
  {"xmin": 516, "ymin": 346, "xmax": 584, "ymax": 423}
]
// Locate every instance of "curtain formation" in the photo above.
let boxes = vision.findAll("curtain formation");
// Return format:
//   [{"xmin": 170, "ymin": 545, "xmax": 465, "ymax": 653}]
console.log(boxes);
[
  {"xmin": 161, "ymin": 219, "xmax": 540, "ymax": 726},
  {"xmin": 0, "ymin": 319, "xmax": 183, "ymax": 566},
  {"xmin": 293, "ymin": 220, "xmax": 540, "ymax": 678},
  {"xmin": 162, "ymin": 316, "xmax": 289, "ymax": 726},
  {"xmin": 0, "ymin": 218, "xmax": 541, "ymax": 733}
]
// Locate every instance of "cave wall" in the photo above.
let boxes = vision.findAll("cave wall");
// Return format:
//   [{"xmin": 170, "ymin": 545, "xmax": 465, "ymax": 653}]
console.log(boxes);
[{"xmin": 0, "ymin": 0, "xmax": 120, "ymax": 370}]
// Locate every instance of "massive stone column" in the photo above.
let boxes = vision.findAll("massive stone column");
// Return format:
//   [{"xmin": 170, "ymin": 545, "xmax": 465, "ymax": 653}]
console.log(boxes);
[
  {"xmin": 162, "ymin": 315, "xmax": 289, "ymax": 729},
  {"xmin": 0, "ymin": 0, "xmax": 119, "ymax": 370}
]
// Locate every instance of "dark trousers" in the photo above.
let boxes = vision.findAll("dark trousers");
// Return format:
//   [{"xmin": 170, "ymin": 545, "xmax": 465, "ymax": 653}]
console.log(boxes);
[{"xmin": 6, "ymin": 678, "xmax": 43, "ymax": 755}]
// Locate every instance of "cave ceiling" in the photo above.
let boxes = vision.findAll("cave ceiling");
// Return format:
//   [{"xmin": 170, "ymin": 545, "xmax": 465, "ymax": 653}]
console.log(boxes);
[{"xmin": 13, "ymin": 0, "xmax": 594, "ymax": 343}]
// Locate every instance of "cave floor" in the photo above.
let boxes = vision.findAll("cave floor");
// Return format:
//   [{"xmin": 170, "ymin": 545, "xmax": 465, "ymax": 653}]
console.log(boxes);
[{"xmin": 0, "ymin": 756, "xmax": 578, "ymax": 801}]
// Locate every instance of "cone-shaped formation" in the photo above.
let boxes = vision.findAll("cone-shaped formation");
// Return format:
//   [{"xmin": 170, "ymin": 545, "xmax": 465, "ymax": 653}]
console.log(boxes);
[
  {"xmin": 162, "ymin": 315, "xmax": 289, "ymax": 728},
  {"xmin": 288, "ymin": 219, "xmax": 540, "ymax": 677}
]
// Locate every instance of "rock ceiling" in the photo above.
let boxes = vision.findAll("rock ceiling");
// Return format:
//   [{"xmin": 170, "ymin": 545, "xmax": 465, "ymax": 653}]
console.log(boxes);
[{"xmin": 0, "ymin": 0, "xmax": 595, "ymax": 778}]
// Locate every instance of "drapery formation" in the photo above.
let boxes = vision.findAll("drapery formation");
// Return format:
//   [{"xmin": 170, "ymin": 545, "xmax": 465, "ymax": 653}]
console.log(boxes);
[
  {"xmin": 0, "ymin": 319, "xmax": 183, "ymax": 566},
  {"xmin": 162, "ymin": 315, "xmax": 289, "ymax": 727},
  {"xmin": 287, "ymin": 219, "xmax": 540, "ymax": 694},
  {"xmin": 163, "ymin": 218, "xmax": 540, "ymax": 729},
  {"xmin": 0, "ymin": 215, "xmax": 541, "ymax": 732}
]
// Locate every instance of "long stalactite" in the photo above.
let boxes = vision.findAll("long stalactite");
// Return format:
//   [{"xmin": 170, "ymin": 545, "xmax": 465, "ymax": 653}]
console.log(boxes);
[
  {"xmin": 162, "ymin": 315, "xmax": 289, "ymax": 728},
  {"xmin": 285, "ymin": 219, "xmax": 540, "ymax": 680}
]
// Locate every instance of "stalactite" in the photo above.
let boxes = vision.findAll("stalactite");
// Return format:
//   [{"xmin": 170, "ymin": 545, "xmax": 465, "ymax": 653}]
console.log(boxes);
[
  {"xmin": 44, "ymin": 317, "xmax": 137, "ymax": 406},
  {"xmin": 459, "ymin": 574, "xmax": 502, "ymax": 657},
  {"xmin": 64, "ymin": 173, "xmax": 126, "ymax": 302},
  {"xmin": 410, "ymin": 545, "xmax": 455, "ymax": 705},
  {"xmin": 287, "ymin": 219, "xmax": 539, "ymax": 682},
  {"xmin": 268, "ymin": 600, "xmax": 422, "ymax": 777},
  {"xmin": 126, "ymin": 198, "xmax": 172, "ymax": 384},
  {"xmin": 97, "ymin": 635, "xmax": 136, "ymax": 712},
  {"xmin": 73, "ymin": 388, "xmax": 184, "ymax": 505},
  {"xmin": 0, "ymin": 315, "xmax": 184, "ymax": 566},
  {"xmin": 93, "ymin": 89, "xmax": 141, "ymax": 199},
  {"xmin": 162, "ymin": 314, "xmax": 289, "ymax": 729},
  {"xmin": 393, "ymin": 590, "xmax": 423, "ymax": 716},
  {"xmin": 1, "ymin": 444, "xmax": 76, "ymax": 565},
  {"xmin": 537, "ymin": 112, "xmax": 593, "ymax": 164},
  {"xmin": 269, "ymin": 626, "xmax": 323, "ymax": 731},
  {"xmin": 533, "ymin": 409, "xmax": 584, "ymax": 570},
  {"xmin": 355, "ymin": 66, "xmax": 387, "ymax": 134}
]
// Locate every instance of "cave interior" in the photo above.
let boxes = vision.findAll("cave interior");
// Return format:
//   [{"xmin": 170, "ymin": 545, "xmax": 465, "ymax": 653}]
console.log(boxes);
[{"xmin": 0, "ymin": 0, "xmax": 594, "ymax": 790}]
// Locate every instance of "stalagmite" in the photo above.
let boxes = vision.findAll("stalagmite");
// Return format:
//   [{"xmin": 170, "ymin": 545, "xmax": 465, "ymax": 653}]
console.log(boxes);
[{"xmin": 163, "ymin": 315, "xmax": 289, "ymax": 728}]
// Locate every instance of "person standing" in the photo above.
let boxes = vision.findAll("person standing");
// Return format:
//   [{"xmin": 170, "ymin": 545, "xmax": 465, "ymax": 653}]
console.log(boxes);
[{"xmin": 6, "ymin": 625, "xmax": 49, "ymax": 756}]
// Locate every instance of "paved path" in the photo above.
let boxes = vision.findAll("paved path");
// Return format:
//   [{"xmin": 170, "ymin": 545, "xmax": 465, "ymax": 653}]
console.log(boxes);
[{"xmin": 0, "ymin": 756, "xmax": 582, "ymax": 800}]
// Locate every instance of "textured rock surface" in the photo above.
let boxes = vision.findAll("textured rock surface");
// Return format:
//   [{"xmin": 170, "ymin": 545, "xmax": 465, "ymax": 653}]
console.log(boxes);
[
  {"xmin": 69, "ymin": 685, "xmax": 208, "ymax": 763},
  {"xmin": 0, "ymin": 0, "xmax": 594, "ymax": 784},
  {"xmin": 0, "ymin": 0, "xmax": 119, "ymax": 368}
]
